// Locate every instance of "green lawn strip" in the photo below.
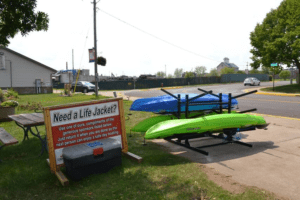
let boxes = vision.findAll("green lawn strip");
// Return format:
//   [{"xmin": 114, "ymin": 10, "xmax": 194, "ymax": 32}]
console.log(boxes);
[
  {"xmin": 0, "ymin": 93, "xmax": 278, "ymax": 199},
  {"xmin": 260, "ymin": 84, "xmax": 300, "ymax": 93}
]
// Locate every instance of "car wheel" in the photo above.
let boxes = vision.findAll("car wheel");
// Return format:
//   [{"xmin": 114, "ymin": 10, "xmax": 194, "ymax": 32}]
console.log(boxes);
[
  {"xmin": 258, "ymin": 82, "xmax": 260, "ymax": 86},
  {"xmin": 83, "ymin": 88, "xmax": 87, "ymax": 93},
  {"xmin": 244, "ymin": 84, "xmax": 246, "ymax": 86}
]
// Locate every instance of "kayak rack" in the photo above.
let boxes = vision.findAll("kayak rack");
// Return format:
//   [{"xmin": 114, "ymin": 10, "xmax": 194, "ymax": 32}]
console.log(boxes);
[
  {"xmin": 160, "ymin": 88, "xmax": 259, "ymax": 156},
  {"xmin": 160, "ymin": 88, "xmax": 258, "ymax": 119},
  {"xmin": 164, "ymin": 127, "xmax": 256, "ymax": 156}
]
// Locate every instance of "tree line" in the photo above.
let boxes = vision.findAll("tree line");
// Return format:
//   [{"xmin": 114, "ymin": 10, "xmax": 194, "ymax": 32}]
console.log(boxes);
[{"xmin": 156, "ymin": 66, "xmax": 292, "ymax": 80}]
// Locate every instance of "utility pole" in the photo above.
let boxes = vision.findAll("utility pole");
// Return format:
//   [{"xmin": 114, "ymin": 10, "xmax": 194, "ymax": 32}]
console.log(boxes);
[
  {"xmin": 165, "ymin": 65, "xmax": 166, "ymax": 78},
  {"xmin": 93, "ymin": 0, "xmax": 99, "ymax": 97},
  {"xmin": 66, "ymin": 62, "xmax": 68, "ymax": 70}
]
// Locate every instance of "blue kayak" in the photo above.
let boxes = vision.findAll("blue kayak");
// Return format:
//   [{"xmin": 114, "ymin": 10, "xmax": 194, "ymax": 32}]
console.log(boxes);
[{"xmin": 130, "ymin": 93, "xmax": 238, "ymax": 113}]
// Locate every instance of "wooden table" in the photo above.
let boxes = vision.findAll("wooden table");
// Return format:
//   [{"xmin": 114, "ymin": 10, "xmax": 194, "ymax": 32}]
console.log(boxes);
[{"xmin": 8, "ymin": 113, "xmax": 47, "ymax": 156}]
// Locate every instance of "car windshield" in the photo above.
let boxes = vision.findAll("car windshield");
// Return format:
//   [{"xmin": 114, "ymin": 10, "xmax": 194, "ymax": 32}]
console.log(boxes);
[
  {"xmin": 82, "ymin": 82, "xmax": 95, "ymax": 86},
  {"xmin": 245, "ymin": 78, "xmax": 252, "ymax": 81}
]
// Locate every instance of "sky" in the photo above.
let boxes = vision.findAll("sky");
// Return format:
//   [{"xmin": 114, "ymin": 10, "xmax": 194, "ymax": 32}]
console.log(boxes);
[{"xmin": 8, "ymin": 0, "xmax": 284, "ymax": 77}]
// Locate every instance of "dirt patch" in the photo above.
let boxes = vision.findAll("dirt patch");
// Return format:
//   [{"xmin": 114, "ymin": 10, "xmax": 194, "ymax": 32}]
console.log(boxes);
[{"xmin": 197, "ymin": 163, "xmax": 247, "ymax": 194}]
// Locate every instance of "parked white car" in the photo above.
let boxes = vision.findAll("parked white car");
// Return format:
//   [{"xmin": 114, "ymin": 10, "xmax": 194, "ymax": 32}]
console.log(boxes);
[{"xmin": 244, "ymin": 77, "xmax": 260, "ymax": 86}]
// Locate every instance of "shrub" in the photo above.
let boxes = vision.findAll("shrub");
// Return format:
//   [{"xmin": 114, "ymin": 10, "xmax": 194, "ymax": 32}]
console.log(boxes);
[
  {"xmin": 0, "ymin": 89, "xmax": 6, "ymax": 103},
  {"xmin": 18, "ymin": 101, "xmax": 43, "ymax": 112},
  {"xmin": 5, "ymin": 88, "xmax": 19, "ymax": 99},
  {"xmin": 1, "ymin": 100, "xmax": 19, "ymax": 107},
  {"xmin": 279, "ymin": 70, "xmax": 291, "ymax": 80}
]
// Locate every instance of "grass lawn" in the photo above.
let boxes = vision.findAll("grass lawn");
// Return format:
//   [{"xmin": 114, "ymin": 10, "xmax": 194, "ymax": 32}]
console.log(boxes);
[
  {"xmin": 260, "ymin": 83, "xmax": 300, "ymax": 93},
  {"xmin": 0, "ymin": 93, "xmax": 278, "ymax": 200}
]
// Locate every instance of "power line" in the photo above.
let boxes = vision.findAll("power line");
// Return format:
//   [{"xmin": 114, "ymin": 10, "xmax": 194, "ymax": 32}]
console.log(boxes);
[
  {"xmin": 98, "ymin": 9, "xmax": 222, "ymax": 63},
  {"xmin": 79, "ymin": 14, "xmax": 93, "ymax": 68},
  {"xmin": 99, "ymin": 9, "xmax": 251, "ymax": 68}
]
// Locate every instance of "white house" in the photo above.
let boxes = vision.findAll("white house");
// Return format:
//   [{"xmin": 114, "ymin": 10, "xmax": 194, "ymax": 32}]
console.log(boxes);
[
  {"xmin": 0, "ymin": 47, "xmax": 57, "ymax": 94},
  {"xmin": 216, "ymin": 57, "xmax": 239, "ymax": 73}
]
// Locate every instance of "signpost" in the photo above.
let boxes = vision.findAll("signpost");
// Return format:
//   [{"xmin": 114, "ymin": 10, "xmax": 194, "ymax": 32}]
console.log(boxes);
[
  {"xmin": 44, "ymin": 98, "xmax": 140, "ymax": 185},
  {"xmin": 270, "ymin": 63, "xmax": 282, "ymax": 91},
  {"xmin": 271, "ymin": 63, "xmax": 278, "ymax": 67}
]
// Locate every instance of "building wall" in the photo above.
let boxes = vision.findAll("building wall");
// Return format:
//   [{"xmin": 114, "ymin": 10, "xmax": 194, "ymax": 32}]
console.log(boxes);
[{"xmin": 0, "ymin": 49, "xmax": 55, "ymax": 91}]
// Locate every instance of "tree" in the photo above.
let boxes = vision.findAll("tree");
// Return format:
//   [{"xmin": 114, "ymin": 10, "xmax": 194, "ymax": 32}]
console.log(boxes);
[
  {"xmin": 279, "ymin": 70, "xmax": 291, "ymax": 80},
  {"xmin": 194, "ymin": 66, "xmax": 207, "ymax": 77},
  {"xmin": 0, "ymin": 0, "xmax": 49, "ymax": 46},
  {"xmin": 261, "ymin": 66, "xmax": 270, "ymax": 74},
  {"xmin": 156, "ymin": 71, "xmax": 165, "ymax": 78},
  {"xmin": 220, "ymin": 67, "xmax": 235, "ymax": 75},
  {"xmin": 167, "ymin": 74, "xmax": 174, "ymax": 79},
  {"xmin": 209, "ymin": 68, "xmax": 219, "ymax": 76},
  {"xmin": 236, "ymin": 70, "xmax": 246, "ymax": 74},
  {"xmin": 249, "ymin": 68, "xmax": 260, "ymax": 74},
  {"xmin": 174, "ymin": 68, "xmax": 183, "ymax": 78},
  {"xmin": 249, "ymin": 0, "xmax": 300, "ymax": 85},
  {"xmin": 270, "ymin": 66, "xmax": 283, "ymax": 91},
  {"xmin": 184, "ymin": 71, "xmax": 195, "ymax": 78}
]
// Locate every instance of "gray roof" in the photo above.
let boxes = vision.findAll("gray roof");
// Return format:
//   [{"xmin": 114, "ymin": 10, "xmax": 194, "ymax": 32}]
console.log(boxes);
[
  {"xmin": 0, "ymin": 47, "xmax": 57, "ymax": 73},
  {"xmin": 224, "ymin": 62, "xmax": 239, "ymax": 69}
]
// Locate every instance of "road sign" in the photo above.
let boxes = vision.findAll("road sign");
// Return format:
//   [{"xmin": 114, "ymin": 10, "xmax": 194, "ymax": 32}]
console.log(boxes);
[{"xmin": 271, "ymin": 63, "xmax": 278, "ymax": 67}]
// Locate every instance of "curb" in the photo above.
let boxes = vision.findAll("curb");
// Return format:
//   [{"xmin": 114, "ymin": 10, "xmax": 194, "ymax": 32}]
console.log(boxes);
[{"xmin": 243, "ymin": 88, "xmax": 300, "ymax": 97}]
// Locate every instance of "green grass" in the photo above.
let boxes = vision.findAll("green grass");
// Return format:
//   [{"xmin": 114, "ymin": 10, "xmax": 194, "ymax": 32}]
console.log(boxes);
[
  {"xmin": 0, "ymin": 93, "xmax": 279, "ymax": 200},
  {"xmin": 260, "ymin": 83, "xmax": 300, "ymax": 93}
]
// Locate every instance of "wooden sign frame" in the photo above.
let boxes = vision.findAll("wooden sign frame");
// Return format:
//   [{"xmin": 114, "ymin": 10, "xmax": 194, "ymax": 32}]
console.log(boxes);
[{"xmin": 44, "ymin": 98, "xmax": 140, "ymax": 185}]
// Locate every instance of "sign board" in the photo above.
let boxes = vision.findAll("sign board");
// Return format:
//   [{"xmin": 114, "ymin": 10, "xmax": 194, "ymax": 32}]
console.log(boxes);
[
  {"xmin": 44, "ymin": 98, "xmax": 128, "ymax": 173},
  {"xmin": 89, "ymin": 49, "xmax": 95, "ymax": 63},
  {"xmin": 271, "ymin": 63, "xmax": 278, "ymax": 67}
]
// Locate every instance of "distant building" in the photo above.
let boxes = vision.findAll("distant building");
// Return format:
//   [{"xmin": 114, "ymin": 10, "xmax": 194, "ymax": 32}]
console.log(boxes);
[
  {"xmin": 52, "ymin": 69, "xmax": 111, "ymax": 83},
  {"xmin": 138, "ymin": 74, "xmax": 157, "ymax": 79},
  {"xmin": 217, "ymin": 57, "xmax": 239, "ymax": 73}
]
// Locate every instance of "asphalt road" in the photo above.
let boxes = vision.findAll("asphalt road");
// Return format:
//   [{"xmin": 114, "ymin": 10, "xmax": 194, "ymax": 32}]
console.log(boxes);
[{"xmin": 124, "ymin": 81, "xmax": 300, "ymax": 118}]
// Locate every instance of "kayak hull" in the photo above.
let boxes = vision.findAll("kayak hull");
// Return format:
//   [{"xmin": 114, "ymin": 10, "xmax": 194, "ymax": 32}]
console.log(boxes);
[
  {"xmin": 132, "ymin": 111, "xmax": 237, "ymax": 133},
  {"xmin": 145, "ymin": 113, "xmax": 267, "ymax": 139},
  {"xmin": 131, "ymin": 112, "xmax": 207, "ymax": 132},
  {"xmin": 130, "ymin": 93, "xmax": 238, "ymax": 113}
]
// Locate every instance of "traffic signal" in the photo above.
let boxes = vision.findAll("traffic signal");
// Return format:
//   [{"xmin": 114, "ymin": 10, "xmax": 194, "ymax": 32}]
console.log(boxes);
[{"xmin": 97, "ymin": 56, "xmax": 106, "ymax": 66}]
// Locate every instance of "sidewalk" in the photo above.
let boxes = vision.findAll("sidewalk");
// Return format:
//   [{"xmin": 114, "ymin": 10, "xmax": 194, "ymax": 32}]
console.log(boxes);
[{"xmin": 99, "ymin": 89, "xmax": 300, "ymax": 199}]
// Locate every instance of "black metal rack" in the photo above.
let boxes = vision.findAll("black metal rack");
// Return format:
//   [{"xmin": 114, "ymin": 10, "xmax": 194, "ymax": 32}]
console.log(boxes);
[{"xmin": 158, "ymin": 88, "xmax": 262, "ymax": 156}]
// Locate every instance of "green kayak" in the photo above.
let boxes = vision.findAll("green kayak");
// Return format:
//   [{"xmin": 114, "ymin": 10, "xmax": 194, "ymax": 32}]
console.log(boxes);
[
  {"xmin": 131, "ymin": 112, "xmax": 207, "ymax": 132},
  {"xmin": 145, "ymin": 113, "xmax": 267, "ymax": 139},
  {"xmin": 132, "ymin": 111, "xmax": 238, "ymax": 133}
]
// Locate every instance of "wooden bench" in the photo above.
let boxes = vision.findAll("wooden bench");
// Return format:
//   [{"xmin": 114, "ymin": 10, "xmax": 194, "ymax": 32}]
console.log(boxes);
[{"xmin": 0, "ymin": 128, "xmax": 18, "ymax": 162}]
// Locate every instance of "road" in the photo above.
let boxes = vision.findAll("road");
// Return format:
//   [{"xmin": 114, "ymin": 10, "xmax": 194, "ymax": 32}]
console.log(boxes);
[{"xmin": 124, "ymin": 81, "xmax": 300, "ymax": 118}]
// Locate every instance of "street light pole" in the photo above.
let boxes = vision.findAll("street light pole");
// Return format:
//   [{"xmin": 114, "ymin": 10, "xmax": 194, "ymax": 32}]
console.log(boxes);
[{"xmin": 93, "ymin": 0, "xmax": 99, "ymax": 97}]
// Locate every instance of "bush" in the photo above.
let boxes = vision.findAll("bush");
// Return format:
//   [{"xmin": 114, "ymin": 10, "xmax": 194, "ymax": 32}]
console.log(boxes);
[
  {"xmin": 1, "ymin": 100, "xmax": 19, "ymax": 107},
  {"xmin": 279, "ymin": 70, "xmax": 291, "ymax": 80},
  {"xmin": 5, "ymin": 88, "xmax": 19, "ymax": 99},
  {"xmin": 0, "ymin": 88, "xmax": 6, "ymax": 103},
  {"xmin": 18, "ymin": 101, "xmax": 43, "ymax": 112}
]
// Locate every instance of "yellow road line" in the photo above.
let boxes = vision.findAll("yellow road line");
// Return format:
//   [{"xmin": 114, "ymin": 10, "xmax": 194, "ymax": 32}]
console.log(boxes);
[
  {"xmin": 248, "ymin": 112, "xmax": 300, "ymax": 121},
  {"xmin": 244, "ymin": 89, "xmax": 300, "ymax": 97},
  {"xmin": 240, "ymin": 97, "xmax": 300, "ymax": 104}
]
